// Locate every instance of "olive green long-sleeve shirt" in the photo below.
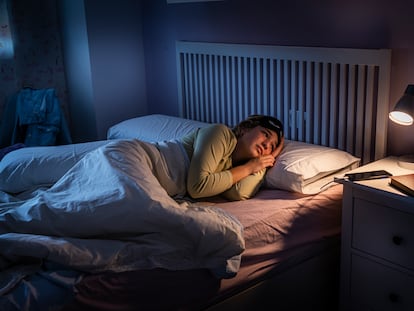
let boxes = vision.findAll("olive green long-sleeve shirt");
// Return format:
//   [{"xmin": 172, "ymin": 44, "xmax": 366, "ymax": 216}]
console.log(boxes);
[{"xmin": 180, "ymin": 124, "xmax": 266, "ymax": 201}]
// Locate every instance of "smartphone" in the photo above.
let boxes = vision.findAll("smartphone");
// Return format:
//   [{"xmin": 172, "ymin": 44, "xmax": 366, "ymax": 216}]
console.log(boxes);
[{"xmin": 345, "ymin": 170, "xmax": 392, "ymax": 181}]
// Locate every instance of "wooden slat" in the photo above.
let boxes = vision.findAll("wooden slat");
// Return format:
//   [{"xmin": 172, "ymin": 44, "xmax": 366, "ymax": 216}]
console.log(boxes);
[
  {"xmin": 346, "ymin": 65, "xmax": 356, "ymax": 155},
  {"xmin": 355, "ymin": 65, "xmax": 366, "ymax": 160},
  {"xmin": 329, "ymin": 63, "xmax": 338, "ymax": 148},
  {"xmin": 305, "ymin": 61, "xmax": 313, "ymax": 143},
  {"xmin": 338, "ymin": 64, "xmax": 347, "ymax": 151},
  {"xmin": 321, "ymin": 62, "xmax": 329, "ymax": 146},
  {"xmin": 364, "ymin": 66, "xmax": 375, "ymax": 162},
  {"xmin": 313, "ymin": 63, "xmax": 321, "ymax": 145}
]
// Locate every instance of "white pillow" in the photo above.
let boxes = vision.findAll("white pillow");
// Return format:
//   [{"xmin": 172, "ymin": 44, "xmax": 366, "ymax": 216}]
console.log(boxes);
[
  {"xmin": 264, "ymin": 140, "xmax": 360, "ymax": 194},
  {"xmin": 0, "ymin": 140, "xmax": 108, "ymax": 193},
  {"xmin": 107, "ymin": 114, "xmax": 210, "ymax": 141}
]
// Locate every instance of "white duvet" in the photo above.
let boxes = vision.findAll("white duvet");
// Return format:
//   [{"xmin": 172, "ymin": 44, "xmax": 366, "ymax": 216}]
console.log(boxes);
[{"xmin": 0, "ymin": 139, "xmax": 244, "ymax": 294}]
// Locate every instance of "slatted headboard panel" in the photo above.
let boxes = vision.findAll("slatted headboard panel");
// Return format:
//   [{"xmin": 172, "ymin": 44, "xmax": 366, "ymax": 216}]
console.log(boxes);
[{"xmin": 176, "ymin": 41, "xmax": 391, "ymax": 164}]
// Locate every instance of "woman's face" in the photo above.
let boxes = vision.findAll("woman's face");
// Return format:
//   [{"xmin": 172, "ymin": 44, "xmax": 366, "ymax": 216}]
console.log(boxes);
[{"xmin": 236, "ymin": 126, "xmax": 279, "ymax": 160}]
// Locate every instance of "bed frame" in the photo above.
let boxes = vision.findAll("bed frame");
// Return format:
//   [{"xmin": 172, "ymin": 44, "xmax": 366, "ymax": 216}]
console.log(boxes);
[
  {"xmin": 204, "ymin": 243, "xmax": 340, "ymax": 311},
  {"xmin": 176, "ymin": 41, "xmax": 391, "ymax": 165},
  {"xmin": 175, "ymin": 41, "xmax": 392, "ymax": 310}
]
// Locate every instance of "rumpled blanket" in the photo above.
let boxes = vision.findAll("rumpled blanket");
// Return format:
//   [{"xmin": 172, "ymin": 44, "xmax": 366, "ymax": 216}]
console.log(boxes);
[{"xmin": 0, "ymin": 139, "xmax": 244, "ymax": 296}]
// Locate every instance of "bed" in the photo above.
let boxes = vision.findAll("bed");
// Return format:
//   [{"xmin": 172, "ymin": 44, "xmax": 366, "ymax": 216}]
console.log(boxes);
[{"xmin": 0, "ymin": 41, "xmax": 391, "ymax": 311}]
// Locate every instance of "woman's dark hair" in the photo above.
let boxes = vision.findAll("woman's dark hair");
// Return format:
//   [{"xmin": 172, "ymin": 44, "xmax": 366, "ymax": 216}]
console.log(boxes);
[{"xmin": 233, "ymin": 115, "xmax": 284, "ymax": 146}]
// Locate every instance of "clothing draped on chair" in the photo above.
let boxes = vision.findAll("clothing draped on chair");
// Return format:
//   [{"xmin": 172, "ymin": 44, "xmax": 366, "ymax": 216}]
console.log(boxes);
[{"xmin": 0, "ymin": 88, "xmax": 72, "ymax": 148}]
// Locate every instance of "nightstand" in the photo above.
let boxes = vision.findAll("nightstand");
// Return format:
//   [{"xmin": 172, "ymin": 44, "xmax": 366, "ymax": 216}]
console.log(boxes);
[{"xmin": 338, "ymin": 157, "xmax": 414, "ymax": 311}]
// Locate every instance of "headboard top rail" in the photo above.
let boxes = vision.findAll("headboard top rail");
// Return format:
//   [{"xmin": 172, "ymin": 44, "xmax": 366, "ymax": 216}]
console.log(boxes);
[{"xmin": 177, "ymin": 41, "xmax": 391, "ymax": 66}]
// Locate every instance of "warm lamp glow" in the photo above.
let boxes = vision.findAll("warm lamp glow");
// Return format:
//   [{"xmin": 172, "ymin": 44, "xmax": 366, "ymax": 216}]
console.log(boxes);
[
  {"xmin": 389, "ymin": 84, "xmax": 414, "ymax": 126},
  {"xmin": 389, "ymin": 111, "xmax": 413, "ymax": 125}
]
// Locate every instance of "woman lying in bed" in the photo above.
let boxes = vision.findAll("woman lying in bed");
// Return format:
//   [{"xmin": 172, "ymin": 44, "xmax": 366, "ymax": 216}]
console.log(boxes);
[
  {"xmin": 182, "ymin": 114, "xmax": 284, "ymax": 201},
  {"xmin": 0, "ymin": 114, "xmax": 284, "ymax": 308}
]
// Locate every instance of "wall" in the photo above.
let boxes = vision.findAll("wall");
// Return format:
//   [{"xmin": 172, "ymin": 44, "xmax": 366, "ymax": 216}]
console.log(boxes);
[
  {"xmin": 83, "ymin": 0, "xmax": 147, "ymax": 140},
  {"xmin": 59, "ymin": 0, "xmax": 96, "ymax": 142},
  {"xmin": 142, "ymin": 0, "xmax": 414, "ymax": 156},
  {"xmin": 59, "ymin": 0, "xmax": 147, "ymax": 142}
]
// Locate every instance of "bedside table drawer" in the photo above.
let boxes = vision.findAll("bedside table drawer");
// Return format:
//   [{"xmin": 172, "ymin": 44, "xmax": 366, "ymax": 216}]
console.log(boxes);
[
  {"xmin": 352, "ymin": 198, "xmax": 414, "ymax": 271},
  {"xmin": 351, "ymin": 254, "xmax": 414, "ymax": 311}
]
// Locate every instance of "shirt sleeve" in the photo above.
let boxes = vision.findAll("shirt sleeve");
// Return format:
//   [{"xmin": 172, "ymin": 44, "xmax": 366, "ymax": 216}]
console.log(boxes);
[
  {"xmin": 222, "ymin": 168, "xmax": 266, "ymax": 201},
  {"xmin": 186, "ymin": 124, "xmax": 235, "ymax": 199}
]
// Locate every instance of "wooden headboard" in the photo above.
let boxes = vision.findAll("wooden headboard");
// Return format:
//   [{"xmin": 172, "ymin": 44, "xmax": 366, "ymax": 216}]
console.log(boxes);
[{"xmin": 175, "ymin": 41, "xmax": 391, "ymax": 165}]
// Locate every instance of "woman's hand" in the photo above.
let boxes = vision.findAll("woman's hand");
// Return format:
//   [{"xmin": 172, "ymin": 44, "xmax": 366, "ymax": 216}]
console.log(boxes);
[
  {"xmin": 230, "ymin": 137, "xmax": 284, "ymax": 184},
  {"xmin": 245, "ymin": 154, "xmax": 276, "ymax": 173}
]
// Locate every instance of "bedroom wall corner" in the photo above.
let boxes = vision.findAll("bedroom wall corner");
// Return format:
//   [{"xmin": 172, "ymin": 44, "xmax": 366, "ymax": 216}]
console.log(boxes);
[
  {"xmin": 83, "ymin": 0, "xmax": 148, "ymax": 141},
  {"xmin": 58, "ymin": 0, "xmax": 97, "ymax": 143},
  {"xmin": 59, "ymin": 0, "xmax": 148, "ymax": 143}
]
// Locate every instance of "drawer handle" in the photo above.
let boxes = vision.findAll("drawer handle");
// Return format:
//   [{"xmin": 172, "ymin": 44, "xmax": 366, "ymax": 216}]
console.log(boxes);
[
  {"xmin": 392, "ymin": 235, "xmax": 403, "ymax": 245},
  {"xmin": 389, "ymin": 293, "xmax": 399, "ymax": 303}
]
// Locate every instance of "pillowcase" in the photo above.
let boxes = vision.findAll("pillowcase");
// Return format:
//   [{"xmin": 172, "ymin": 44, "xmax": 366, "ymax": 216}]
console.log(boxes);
[
  {"xmin": 0, "ymin": 140, "xmax": 108, "ymax": 193},
  {"xmin": 107, "ymin": 114, "xmax": 210, "ymax": 141},
  {"xmin": 264, "ymin": 140, "xmax": 360, "ymax": 194}
]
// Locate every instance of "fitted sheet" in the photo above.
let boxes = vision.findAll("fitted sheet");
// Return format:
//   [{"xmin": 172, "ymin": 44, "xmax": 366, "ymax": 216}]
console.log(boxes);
[{"xmin": 211, "ymin": 185, "xmax": 342, "ymax": 298}]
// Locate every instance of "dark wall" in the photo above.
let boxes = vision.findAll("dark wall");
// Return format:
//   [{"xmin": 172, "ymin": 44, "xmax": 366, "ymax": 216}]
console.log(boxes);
[
  {"xmin": 59, "ymin": 0, "xmax": 96, "ymax": 142},
  {"xmin": 83, "ymin": 0, "xmax": 147, "ymax": 140},
  {"xmin": 59, "ymin": 0, "xmax": 147, "ymax": 142},
  {"xmin": 142, "ymin": 0, "xmax": 414, "ymax": 155}
]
